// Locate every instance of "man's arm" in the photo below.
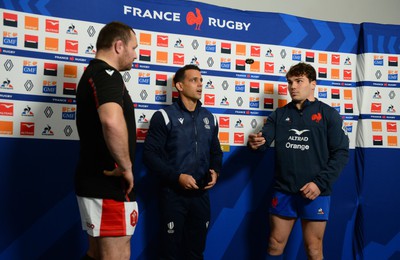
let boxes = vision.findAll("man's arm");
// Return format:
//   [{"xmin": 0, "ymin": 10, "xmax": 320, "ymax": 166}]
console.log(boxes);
[
  {"xmin": 247, "ymin": 111, "xmax": 277, "ymax": 151},
  {"xmin": 98, "ymin": 102, "xmax": 133, "ymax": 194},
  {"xmin": 312, "ymin": 110, "xmax": 349, "ymax": 193},
  {"xmin": 209, "ymin": 115, "xmax": 223, "ymax": 174},
  {"xmin": 143, "ymin": 111, "xmax": 179, "ymax": 185}
]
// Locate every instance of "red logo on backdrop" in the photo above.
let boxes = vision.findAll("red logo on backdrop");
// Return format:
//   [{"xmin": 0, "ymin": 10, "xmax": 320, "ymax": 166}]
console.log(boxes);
[
  {"xmin": 250, "ymin": 45, "xmax": 260, "ymax": 57},
  {"xmin": 318, "ymin": 67, "xmax": 327, "ymax": 78},
  {"xmin": 173, "ymin": 53, "xmax": 184, "ymax": 65},
  {"xmin": 136, "ymin": 128, "xmax": 148, "ymax": 141},
  {"xmin": 157, "ymin": 35, "xmax": 168, "ymax": 47},
  {"xmin": 250, "ymin": 82, "xmax": 259, "ymax": 93},
  {"xmin": 344, "ymin": 103, "xmax": 353, "ymax": 113},
  {"xmin": 235, "ymin": 59, "xmax": 245, "ymax": 70},
  {"xmin": 278, "ymin": 84, "xmax": 287, "ymax": 95},
  {"xmin": 63, "ymin": 82, "xmax": 77, "ymax": 95},
  {"xmin": 221, "ymin": 42, "xmax": 231, "ymax": 54},
  {"xmin": 371, "ymin": 103, "xmax": 382, "ymax": 113},
  {"xmin": 44, "ymin": 62, "xmax": 58, "ymax": 76},
  {"xmin": 4, "ymin": 12, "xmax": 18, "ymax": 27},
  {"xmin": 139, "ymin": 49, "xmax": 151, "ymax": 61},
  {"xmin": 387, "ymin": 122, "xmax": 397, "ymax": 132},
  {"xmin": 331, "ymin": 89, "xmax": 340, "ymax": 99},
  {"xmin": 65, "ymin": 40, "xmax": 78, "ymax": 53},
  {"xmin": 20, "ymin": 122, "xmax": 35, "ymax": 135},
  {"xmin": 306, "ymin": 51, "xmax": 314, "ymax": 62},
  {"xmin": 264, "ymin": 62, "xmax": 274, "ymax": 73},
  {"xmin": 234, "ymin": 133, "xmax": 244, "ymax": 144},
  {"xmin": 219, "ymin": 116, "xmax": 230, "ymax": 128},
  {"xmin": 0, "ymin": 102, "xmax": 14, "ymax": 116},
  {"xmin": 24, "ymin": 34, "xmax": 38, "ymax": 48},
  {"xmin": 331, "ymin": 54, "xmax": 340, "ymax": 65},
  {"xmin": 373, "ymin": 135, "xmax": 383, "ymax": 145},
  {"xmin": 204, "ymin": 94, "xmax": 215, "ymax": 106},
  {"xmin": 388, "ymin": 56, "xmax": 398, "ymax": 66},
  {"xmin": 343, "ymin": 69, "xmax": 352, "ymax": 80},
  {"xmin": 155, "ymin": 74, "xmax": 168, "ymax": 86},
  {"xmin": 311, "ymin": 113, "xmax": 322, "ymax": 123},
  {"xmin": 186, "ymin": 8, "xmax": 203, "ymax": 30},
  {"xmin": 45, "ymin": 19, "xmax": 59, "ymax": 33},
  {"xmin": 264, "ymin": 98, "xmax": 274, "ymax": 109}
]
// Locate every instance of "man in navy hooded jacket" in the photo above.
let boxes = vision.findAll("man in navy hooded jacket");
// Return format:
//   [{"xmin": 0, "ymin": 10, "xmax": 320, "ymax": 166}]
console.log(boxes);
[{"xmin": 143, "ymin": 64, "xmax": 223, "ymax": 260}]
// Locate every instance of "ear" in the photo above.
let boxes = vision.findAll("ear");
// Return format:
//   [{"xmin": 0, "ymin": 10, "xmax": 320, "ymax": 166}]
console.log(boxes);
[
  {"xmin": 310, "ymin": 80, "xmax": 316, "ymax": 90},
  {"xmin": 114, "ymin": 40, "xmax": 124, "ymax": 54},
  {"xmin": 175, "ymin": 82, "xmax": 184, "ymax": 92}
]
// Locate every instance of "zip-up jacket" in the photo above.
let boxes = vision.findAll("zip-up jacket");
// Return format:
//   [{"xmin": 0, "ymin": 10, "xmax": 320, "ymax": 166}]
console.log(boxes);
[
  {"xmin": 259, "ymin": 99, "xmax": 349, "ymax": 195},
  {"xmin": 143, "ymin": 99, "xmax": 223, "ymax": 189}
]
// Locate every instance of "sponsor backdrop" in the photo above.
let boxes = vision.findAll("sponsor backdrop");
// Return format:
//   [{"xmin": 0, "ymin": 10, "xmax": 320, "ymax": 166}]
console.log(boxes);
[{"xmin": 0, "ymin": 0, "xmax": 399, "ymax": 259}]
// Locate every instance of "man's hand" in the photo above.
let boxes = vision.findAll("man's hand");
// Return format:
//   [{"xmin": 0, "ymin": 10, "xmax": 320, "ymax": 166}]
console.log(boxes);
[
  {"xmin": 203, "ymin": 169, "xmax": 218, "ymax": 190},
  {"xmin": 247, "ymin": 132, "xmax": 266, "ymax": 150},
  {"xmin": 178, "ymin": 173, "xmax": 199, "ymax": 190},
  {"xmin": 104, "ymin": 167, "xmax": 134, "ymax": 195},
  {"xmin": 300, "ymin": 182, "xmax": 321, "ymax": 200}
]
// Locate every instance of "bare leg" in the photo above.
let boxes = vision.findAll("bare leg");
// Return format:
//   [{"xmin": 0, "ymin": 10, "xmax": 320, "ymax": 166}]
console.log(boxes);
[
  {"xmin": 267, "ymin": 214, "xmax": 296, "ymax": 256},
  {"xmin": 86, "ymin": 235, "xmax": 98, "ymax": 259},
  {"xmin": 301, "ymin": 220, "xmax": 326, "ymax": 260},
  {"xmin": 87, "ymin": 235, "xmax": 132, "ymax": 260}
]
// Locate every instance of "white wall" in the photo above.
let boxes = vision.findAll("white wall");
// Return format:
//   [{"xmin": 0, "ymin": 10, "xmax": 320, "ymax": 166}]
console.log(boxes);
[{"xmin": 189, "ymin": 0, "xmax": 400, "ymax": 25}]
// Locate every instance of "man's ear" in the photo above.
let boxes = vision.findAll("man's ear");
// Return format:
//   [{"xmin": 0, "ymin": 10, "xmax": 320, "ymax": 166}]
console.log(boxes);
[
  {"xmin": 175, "ymin": 82, "xmax": 183, "ymax": 92},
  {"xmin": 310, "ymin": 80, "xmax": 316, "ymax": 90},
  {"xmin": 114, "ymin": 40, "xmax": 123, "ymax": 54}
]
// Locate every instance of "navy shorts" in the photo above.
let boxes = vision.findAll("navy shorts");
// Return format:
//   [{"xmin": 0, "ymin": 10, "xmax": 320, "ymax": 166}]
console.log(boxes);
[{"xmin": 269, "ymin": 191, "xmax": 330, "ymax": 221}]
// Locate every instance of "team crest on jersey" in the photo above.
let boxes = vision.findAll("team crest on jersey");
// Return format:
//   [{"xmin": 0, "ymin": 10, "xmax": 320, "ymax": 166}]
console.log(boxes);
[
  {"xmin": 203, "ymin": 117, "xmax": 210, "ymax": 129},
  {"xmin": 311, "ymin": 112, "xmax": 322, "ymax": 123}
]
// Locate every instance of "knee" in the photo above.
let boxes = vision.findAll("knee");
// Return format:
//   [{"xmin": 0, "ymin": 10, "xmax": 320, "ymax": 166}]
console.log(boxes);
[
  {"xmin": 305, "ymin": 244, "xmax": 323, "ymax": 260},
  {"xmin": 268, "ymin": 236, "xmax": 286, "ymax": 255}
]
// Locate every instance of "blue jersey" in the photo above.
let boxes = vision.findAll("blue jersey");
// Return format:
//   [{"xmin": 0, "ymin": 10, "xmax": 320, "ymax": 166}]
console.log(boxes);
[{"xmin": 260, "ymin": 99, "xmax": 349, "ymax": 195}]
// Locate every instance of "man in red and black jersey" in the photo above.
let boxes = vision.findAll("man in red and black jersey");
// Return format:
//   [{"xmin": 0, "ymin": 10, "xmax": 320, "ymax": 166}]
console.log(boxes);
[{"xmin": 75, "ymin": 21, "xmax": 138, "ymax": 260}]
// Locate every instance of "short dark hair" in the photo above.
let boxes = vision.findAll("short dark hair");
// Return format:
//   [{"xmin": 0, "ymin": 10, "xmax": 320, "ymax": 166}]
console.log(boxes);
[
  {"xmin": 96, "ymin": 21, "xmax": 135, "ymax": 51},
  {"xmin": 173, "ymin": 65, "xmax": 201, "ymax": 86},
  {"xmin": 286, "ymin": 62, "xmax": 316, "ymax": 82}
]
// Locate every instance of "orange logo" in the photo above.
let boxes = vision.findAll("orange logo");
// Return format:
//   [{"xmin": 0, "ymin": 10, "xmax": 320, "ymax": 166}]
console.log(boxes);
[
  {"xmin": 0, "ymin": 121, "xmax": 13, "ymax": 135},
  {"xmin": 64, "ymin": 65, "xmax": 77, "ymax": 78},
  {"xmin": 186, "ymin": 8, "xmax": 203, "ymax": 30},
  {"xmin": 25, "ymin": 16, "xmax": 38, "ymax": 30}
]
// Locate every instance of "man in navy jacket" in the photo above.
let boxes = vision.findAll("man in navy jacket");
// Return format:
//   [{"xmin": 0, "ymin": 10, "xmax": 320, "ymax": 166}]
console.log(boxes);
[
  {"xmin": 248, "ymin": 62, "xmax": 349, "ymax": 260},
  {"xmin": 143, "ymin": 64, "xmax": 223, "ymax": 259}
]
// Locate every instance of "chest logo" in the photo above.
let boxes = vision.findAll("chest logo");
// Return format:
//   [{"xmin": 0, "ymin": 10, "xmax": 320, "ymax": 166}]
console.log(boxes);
[
  {"xmin": 311, "ymin": 112, "xmax": 322, "ymax": 123},
  {"xmin": 289, "ymin": 129, "xmax": 309, "ymax": 135},
  {"xmin": 178, "ymin": 118, "xmax": 184, "ymax": 124},
  {"xmin": 203, "ymin": 117, "xmax": 210, "ymax": 129}
]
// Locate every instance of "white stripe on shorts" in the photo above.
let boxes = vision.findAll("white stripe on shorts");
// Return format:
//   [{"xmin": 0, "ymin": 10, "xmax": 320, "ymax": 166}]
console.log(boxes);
[{"xmin": 76, "ymin": 196, "xmax": 139, "ymax": 237}]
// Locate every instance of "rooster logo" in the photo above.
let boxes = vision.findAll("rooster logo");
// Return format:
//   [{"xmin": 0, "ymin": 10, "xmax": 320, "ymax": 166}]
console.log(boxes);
[
  {"xmin": 186, "ymin": 8, "xmax": 203, "ymax": 30},
  {"xmin": 311, "ymin": 112, "xmax": 322, "ymax": 123},
  {"xmin": 271, "ymin": 196, "xmax": 278, "ymax": 208}
]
